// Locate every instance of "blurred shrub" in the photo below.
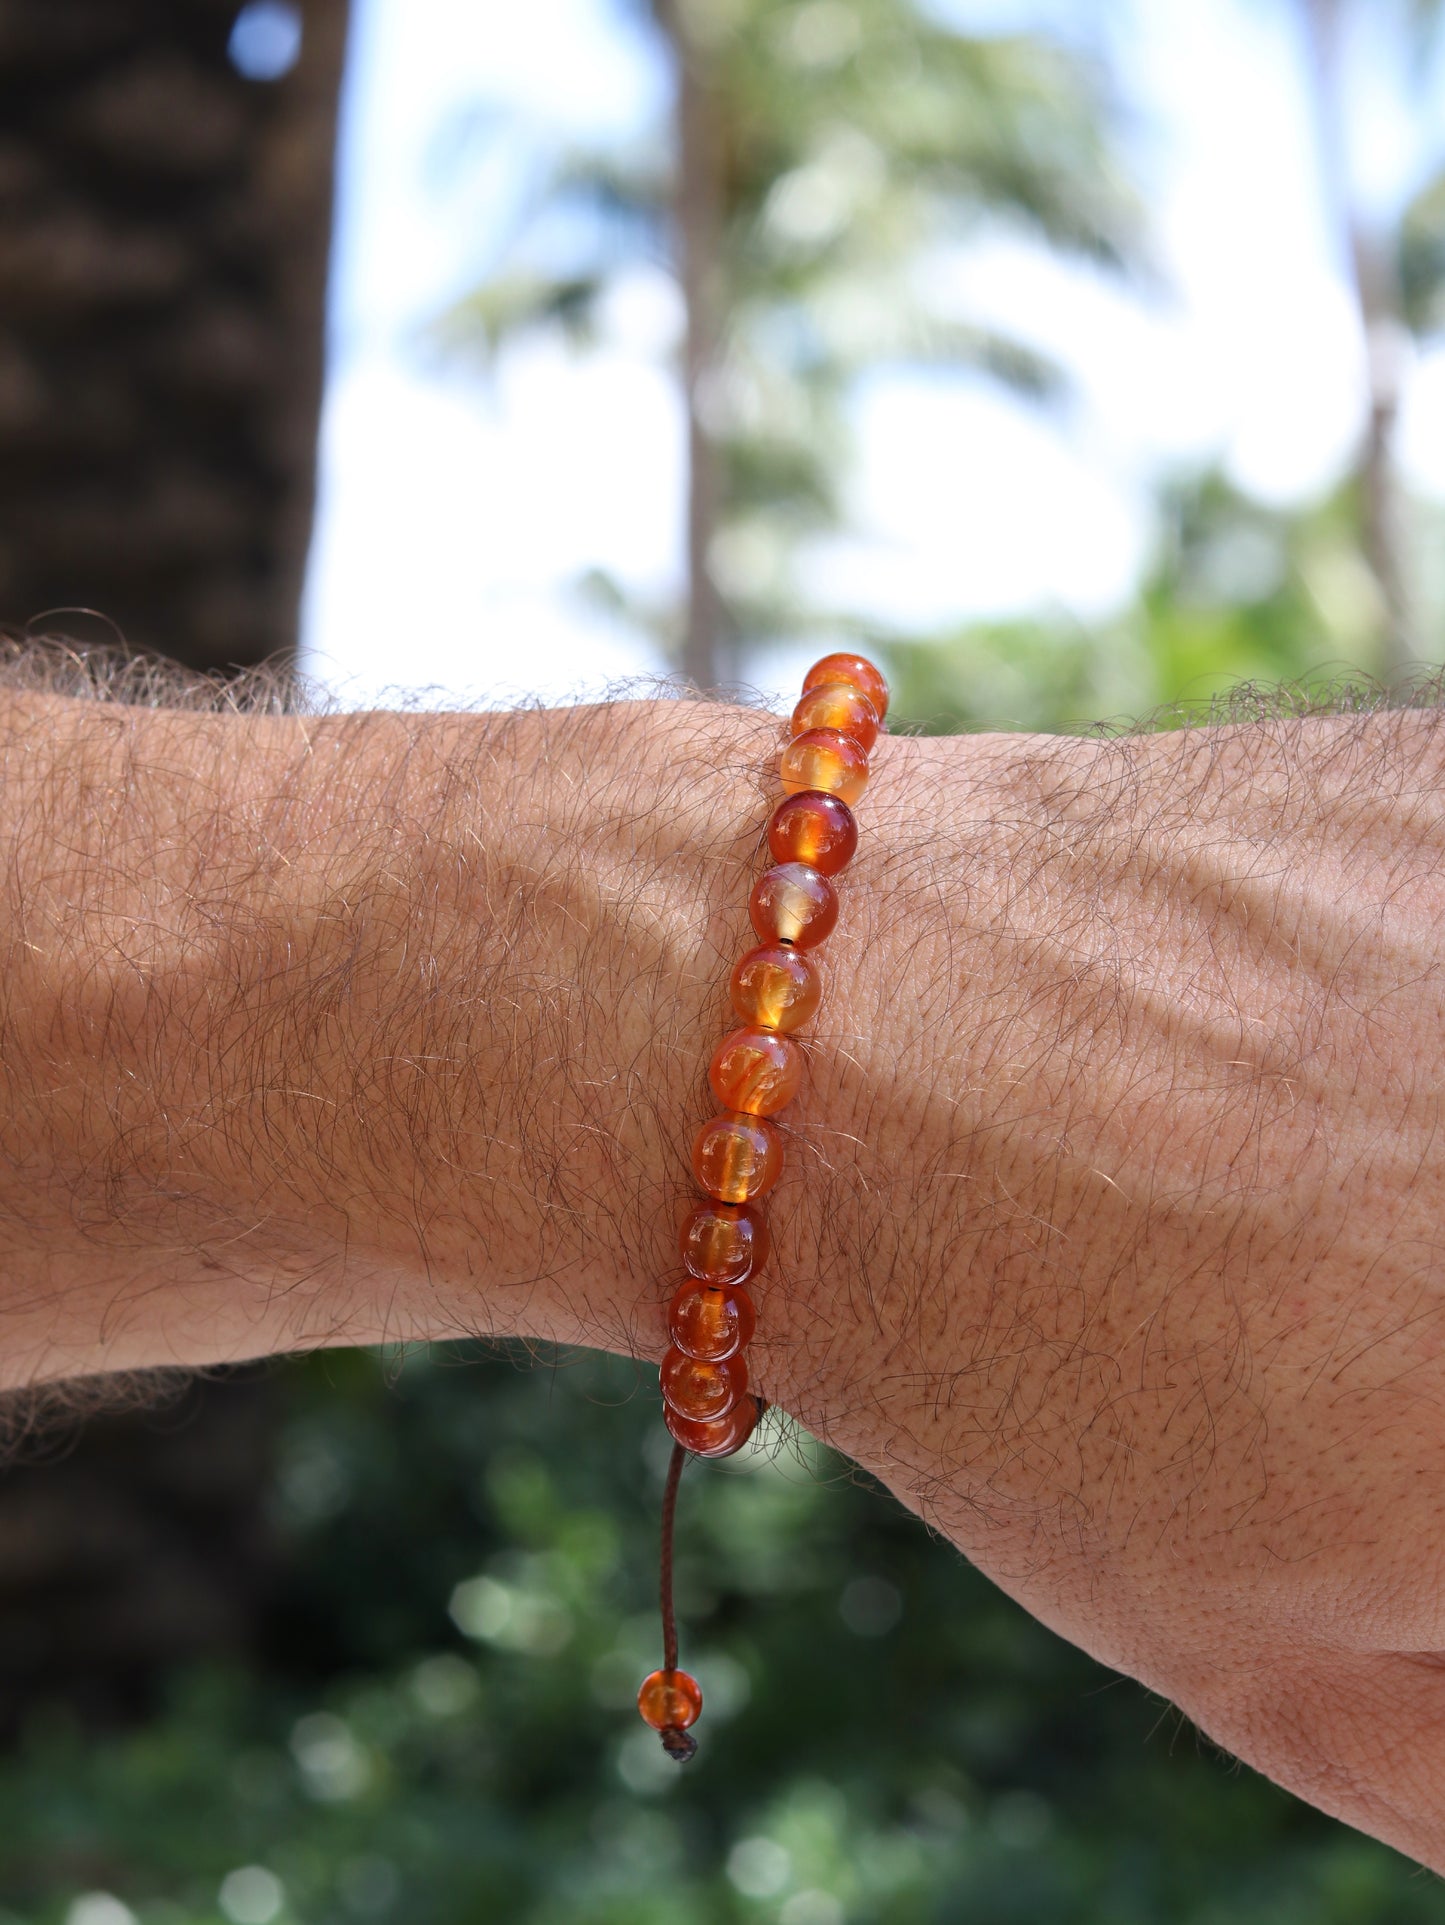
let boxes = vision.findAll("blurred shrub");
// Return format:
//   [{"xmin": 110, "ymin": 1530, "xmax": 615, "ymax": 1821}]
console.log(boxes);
[
  {"xmin": 0, "ymin": 1342, "xmax": 1438, "ymax": 1923},
  {"xmin": 888, "ymin": 471, "xmax": 1405, "ymax": 738}
]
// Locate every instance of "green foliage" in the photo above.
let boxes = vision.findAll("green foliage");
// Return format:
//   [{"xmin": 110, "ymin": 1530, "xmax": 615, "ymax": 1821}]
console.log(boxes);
[
  {"xmin": 2, "ymin": 1342, "xmax": 1439, "ymax": 1923},
  {"xmin": 886, "ymin": 471, "xmax": 1395, "ymax": 736},
  {"xmin": 1400, "ymin": 163, "xmax": 1445, "ymax": 338}
]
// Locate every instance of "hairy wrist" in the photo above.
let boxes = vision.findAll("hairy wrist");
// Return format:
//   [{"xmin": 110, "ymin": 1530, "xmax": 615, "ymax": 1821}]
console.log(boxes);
[
  {"xmin": 0, "ymin": 690, "xmax": 792, "ymax": 1381},
  {"xmin": 10, "ymin": 663, "xmax": 1445, "ymax": 1861},
  {"xmin": 801, "ymin": 712, "xmax": 1445, "ymax": 1690}
]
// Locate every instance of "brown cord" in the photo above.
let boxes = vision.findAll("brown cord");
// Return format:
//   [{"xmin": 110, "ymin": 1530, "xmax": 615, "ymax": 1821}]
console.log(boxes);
[
  {"xmin": 660, "ymin": 1440, "xmax": 686, "ymax": 1671},
  {"xmin": 657, "ymin": 1440, "xmax": 696, "ymax": 1761}
]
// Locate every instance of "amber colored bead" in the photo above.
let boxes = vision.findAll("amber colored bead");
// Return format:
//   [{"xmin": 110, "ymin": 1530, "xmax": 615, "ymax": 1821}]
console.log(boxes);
[
  {"xmin": 692, "ymin": 1111, "xmax": 783, "ymax": 1202},
  {"xmin": 750, "ymin": 862, "xmax": 838, "ymax": 949},
  {"xmin": 768, "ymin": 790, "xmax": 857, "ymax": 877},
  {"xmin": 638, "ymin": 1667, "xmax": 703, "ymax": 1731},
  {"xmin": 661, "ymin": 1343, "xmax": 748, "ymax": 1421},
  {"xmin": 668, "ymin": 1280, "xmax": 756, "ymax": 1361},
  {"xmin": 708, "ymin": 1025, "xmax": 803, "ymax": 1116},
  {"xmin": 665, "ymin": 1391, "xmax": 760, "ymax": 1459},
  {"xmin": 731, "ymin": 944, "xmax": 821, "ymax": 1034},
  {"xmin": 791, "ymin": 682, "xmax": 879, "ymax": 753},
  {"xmin": 679, "ymin": 1200, "xmax": 769, "ymax": 1283},
  {"xmin": 802, "ymin": 651, "xmax": 890, "ymax": 722},
  {"xmin": 781, "ymin": 728, "xmax": 869, "ymax": 807}
]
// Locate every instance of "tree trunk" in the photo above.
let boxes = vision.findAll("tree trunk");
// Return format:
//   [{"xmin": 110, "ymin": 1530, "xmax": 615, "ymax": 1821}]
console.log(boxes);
[
  {"xmin": 0, "ymin": 0, "xmax": 347, "ymax": 672},
  {"xmin": 1355, "ymin": 253, "xmax": 1413, "ymax": 682},
  {"xmin": 0, "ymin": 0, "xmax": 348, "ymax": 1731},
  {"xmin": 1301, "ymin": 0, "xmax": 1415, "ymax": 682},
  {"xmin": 660, "ymin": 0, "xmax": 728, "ymax": 693}
]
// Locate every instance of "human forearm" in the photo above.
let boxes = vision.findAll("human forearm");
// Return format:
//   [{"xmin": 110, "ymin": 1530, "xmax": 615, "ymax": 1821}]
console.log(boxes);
[
  {"xmin": 6, "ymin": 678, "xmax": 1445, "ymax": 1861},
  {"xmin": 0, "ymin": 689, "xmax": 793, "ymax": 1381},
  {"xmin": 802, "ymin": 707, "xmax": 1445, "ymax": 1866}
]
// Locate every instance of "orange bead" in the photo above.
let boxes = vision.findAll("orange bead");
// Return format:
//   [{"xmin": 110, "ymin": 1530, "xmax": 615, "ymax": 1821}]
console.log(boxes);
[
  {"xmin": 665, "ymin": 1392, "xmax": 760, "ymax": 1459},
  {"xmin": 668, "ymin": 1280, "xmax": 756, "ymax": 1361},
  {"xmin": 802, "ymin": 651, "xmax": 889, "ymax": 722},
  {"xmin": 661, "ymin": 1343, "xmax": 748, "ymax": 1421},
  {"xmin": 768, "ymin": 790, "xmax": 857, "ymax": 876},
  {"xmin": 679, "ymin": 1201, "xmax": 769, "ymax": 1283},
  {"xmin": 790, "ymin": 682, "xmax": 879, "ymax": 753},
  {"xmin": 750, "ymin": 862, "xmax": 837, "ymax": 949},
  {"xmin": 781, "ymin": 728, "xmax": 869, "ymax": 807},
  {"xmin": 708, "ymin": 1025, "xmax": 803, "ymax": 1116},
  {"xmin": 638, "ymin": 1667, "xmax": 703, "ymax": 1731},
  {"xmin": 731, "ymin": 944, "xmax": 821, "ymax": 1033},
  {"xmin": 691, "ymin": 1112, "xmax": 783, "ymax": 1202}
]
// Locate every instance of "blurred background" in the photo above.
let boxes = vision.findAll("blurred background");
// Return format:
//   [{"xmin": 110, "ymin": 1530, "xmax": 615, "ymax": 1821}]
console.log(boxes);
[{"xmin": 3, "ymin": 0, "xmax": 1445, "ymax": 1919}]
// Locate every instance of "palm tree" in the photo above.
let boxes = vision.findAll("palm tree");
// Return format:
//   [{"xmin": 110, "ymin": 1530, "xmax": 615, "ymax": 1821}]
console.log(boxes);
[
  {"xmin": 1299, "ymin": 0, "xmax": 1445, "ymax": 678},
  {"xmin": 0, "ymin": 0, "xmax": 349, "ymax": 1733},
  {"xmin": 0, "ymin": 0, "xmax": 346, "ymax": 671},
  {"xmin": 439, "ymin": 0, "xmax": 1137, "ymax": 690}
]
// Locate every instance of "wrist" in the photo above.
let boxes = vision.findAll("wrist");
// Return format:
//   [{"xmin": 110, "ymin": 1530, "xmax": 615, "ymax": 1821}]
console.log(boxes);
[{"xmin": 324, "ymin": 696, "xmax": 790, "ymax": 1364}]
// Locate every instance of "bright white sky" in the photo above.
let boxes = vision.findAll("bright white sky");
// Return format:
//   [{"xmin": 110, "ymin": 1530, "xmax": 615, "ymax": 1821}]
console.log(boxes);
[{"xmin": 299, "ymin": 0, "xmax": 1445, "ymax": 710}]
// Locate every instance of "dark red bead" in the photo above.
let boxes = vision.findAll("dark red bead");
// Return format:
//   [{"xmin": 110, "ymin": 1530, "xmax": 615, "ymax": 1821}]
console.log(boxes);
[{"xmin": 768, "ymin": 790, "xmax": 857, "ymax": 876}]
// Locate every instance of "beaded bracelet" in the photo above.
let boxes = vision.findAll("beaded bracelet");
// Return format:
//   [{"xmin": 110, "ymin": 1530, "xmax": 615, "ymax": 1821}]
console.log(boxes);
[{"xmin": 637, "ymin": 650, "xmax": 889, "ymax": 1762}]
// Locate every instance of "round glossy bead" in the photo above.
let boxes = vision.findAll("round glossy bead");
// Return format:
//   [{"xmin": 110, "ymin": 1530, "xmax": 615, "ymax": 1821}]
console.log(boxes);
[
  {"xmin": 691, "ymin": 1112, "xmax": 783, "ymax": 1203},
  {"xmin": 750, "ymin": 862, "xmax": 838, "ymax": 949},
  {"xmin": 665, "ymin": 1392, "xmax": 760, "ymax": 1459},
  {"xmin": 790, "ymin": 682, "xmax": 879, "ymax": 753},
  {"xmin": 802, "ymin": 651, "xmax": 889, "ymax": 722},
  {"xmin": 679, "ymin": 1200, "xmax": 769, "ymax": 1283},
  {"xmin": 781, "ymin": 728, "xmax": 869, "ymax": 807},
  {"xmin": 638, "ymin": 1667, "xmax": 702, "ymax": 1731},
  {"xmin": 709, "ymin": 1025, "xmax": 804, "ymax": 1116},
  {"xmin": 768, "ymin": 790, "xmax": 857, "ymax": 877},
  {"xmin": 661, "ymin": 1343, "xmax": 748, "ymax": 1421},
  {"xmin": 668, "ymin": 1280, "xmax": 756, "ymax": 1361},
  {"xmin": 731, "ymin": 944, "xmax": 821, "ymax": 1034}
]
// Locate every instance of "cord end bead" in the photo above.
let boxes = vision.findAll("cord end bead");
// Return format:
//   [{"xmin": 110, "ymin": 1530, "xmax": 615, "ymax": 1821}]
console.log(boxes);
[{"xmin": 639, "ymin": 1665, "xmax": 703, "ymax": 1751}]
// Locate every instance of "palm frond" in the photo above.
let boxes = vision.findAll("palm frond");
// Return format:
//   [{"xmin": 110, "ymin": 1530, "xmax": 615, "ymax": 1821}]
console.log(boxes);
[{"xmin": 430, "ymin": 273, "xmax": 608, "ymax": 361}]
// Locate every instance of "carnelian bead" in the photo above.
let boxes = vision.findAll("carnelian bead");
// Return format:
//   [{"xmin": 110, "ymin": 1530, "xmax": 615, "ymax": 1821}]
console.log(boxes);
[
  {"xmin": 638, "ymin": 1667, "xmax": 702, "ymax": 1731},
  {"xmin": 768, "ymin": 790, "xmax": 857, "ymax": 876},
  {"xmin": 750, "ymin": 862, "xmax": 838, "ymax": 949},
  {"xmin": 692, "ymin": 1112, "xmax": 783, "ymax": 1202},
  {"xmin": 679, "ymin": 1201, "xmax": 769, "ymax": 1283},
  {"xmin": 790, "ymin": 682, "xmax": 879, "ymax": 753},
  {"xmin": 661, "ymin": 1343, "xmax": 748, "ymax": 1421},
  {"xmin": 709, "ymin": 1025, "xmax": 803, "ymax": 1116},
  {"xmin": 802, "ymin": 651, "xmax": 890, "ymax": 722},
  {"xmin": 781, "ymin": 728, "xmax": 869, "ymax": 807},
  {"xmin": 665, "ymin": 1391, "xmax": 760, "ymax": 1459},
  {"xmin": 668, "ymin": 1280, "xmax": 756, "ymax": 1361},
  {"xmin": 731, "ymin": 944, "xmax": 821, "ymax": 1034}
]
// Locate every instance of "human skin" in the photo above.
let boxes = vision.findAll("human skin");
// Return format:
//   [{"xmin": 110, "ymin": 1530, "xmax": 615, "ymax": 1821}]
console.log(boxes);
[{"xmin": 3, "ymin": 664, "xmax": 1445, "ymax": 1865}]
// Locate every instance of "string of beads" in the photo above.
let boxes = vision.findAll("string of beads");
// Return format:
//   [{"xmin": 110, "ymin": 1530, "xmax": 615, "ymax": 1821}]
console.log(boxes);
[{"xmin": 637, "ymin": 651, "xmax": 889, "ymax": 1761}]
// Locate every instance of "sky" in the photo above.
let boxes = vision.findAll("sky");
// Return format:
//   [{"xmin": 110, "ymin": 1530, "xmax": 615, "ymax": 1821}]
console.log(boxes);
[{"xmin": 297, "ymin": 0, "xmax": 1445, "ymax": 711}]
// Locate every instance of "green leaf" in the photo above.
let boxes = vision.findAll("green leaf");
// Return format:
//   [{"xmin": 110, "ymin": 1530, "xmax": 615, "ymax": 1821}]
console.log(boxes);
[
  {"xmin": 1400, "ymin": 162, "xmax": 1445, "ymax": 336},
  {"xmin": 429, "ymin": 272, "xmax": 609, "ymax": 359}
]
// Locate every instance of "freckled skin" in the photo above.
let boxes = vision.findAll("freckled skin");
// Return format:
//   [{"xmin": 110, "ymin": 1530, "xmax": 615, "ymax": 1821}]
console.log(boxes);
[{"xmin": 5, "ymin": 662, "xmax": 1445, "ymax": 1865}]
